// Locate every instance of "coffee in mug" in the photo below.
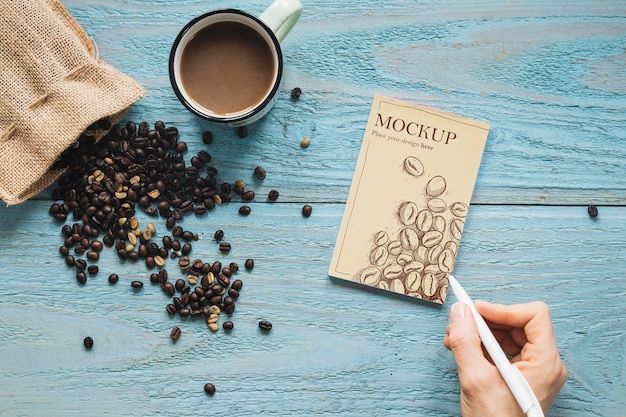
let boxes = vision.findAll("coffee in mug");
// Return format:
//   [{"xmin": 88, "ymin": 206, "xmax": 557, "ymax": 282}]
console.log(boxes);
[{"xmin": 169, "ymin": 0, "xmax": 302, "ymax": 127}]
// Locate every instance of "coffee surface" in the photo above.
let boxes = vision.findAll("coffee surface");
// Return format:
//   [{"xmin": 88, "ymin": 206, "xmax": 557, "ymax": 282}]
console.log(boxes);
[{"xmin": 180, "ymin": 21, "xmax": 275, "ymax": 116}]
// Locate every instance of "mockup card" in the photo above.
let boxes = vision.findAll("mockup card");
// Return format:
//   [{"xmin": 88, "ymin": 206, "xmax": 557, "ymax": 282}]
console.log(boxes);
[{"xmin": 329, "ymin": 95, "xmax": 489, "ymax": 304}]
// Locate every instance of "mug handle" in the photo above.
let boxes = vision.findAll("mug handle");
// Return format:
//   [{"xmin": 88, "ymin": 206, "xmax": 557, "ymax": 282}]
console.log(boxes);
[{"xmin": 259, "ymin": 0, "xmax": 303, "ymax": 43}]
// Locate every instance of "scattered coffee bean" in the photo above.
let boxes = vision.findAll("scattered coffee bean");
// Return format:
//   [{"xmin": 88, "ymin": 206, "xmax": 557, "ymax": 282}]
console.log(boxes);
[
  {"xmin": 238, "ymin": 205, "xmax": 251, "ymax": 216},
  {"xmin": 237, "ymin": 126, "xmax": 248, "ymax": 138},
  {"xmin": 87, "ymin": 265, "xmax": 99, "ymax": 276},
  {"xmin": 204, "ymin": 383, "xmax": 216, "ymax": 395},
  {"xmin": 268, "ymin": 189, "xmax": 279, "ymax": 202},
  {"xmin": 222, "ymin": 321, "xmax": 234, "ymax": 331},
  {"xmin": 258, "ymin": 320, "xmax": 273, "ymax": 332},
  {"xmin": 170, "ymin": 326, "xmax": 181, "ymax": 341},
  {"xmin": 241, "ymin": 190, "xmax": 255, "ymax": 201},
  {"xmin": 244, "ymin": 259, "xmax": 254, "ymax": 271},
  {"xmin": 300, "ymin": 136, "xmax": 311, "ymax": 148},
  {"xmin": 214, "ymin": 229, "xmax": 224, "ymax": 240},
  {"xmin": 131, "ymin": 280, "xmax": 143, "ymax": 289},
  {"xmin": 219, "ymin": 242, "xmax": 231, "ymax": 253},
  {"xmin": 588, "ymin": 204, "xmax": 598, "ymax": 218},
  {"xmin": 108, "ymin": 273, "xmax": 119, "ymax": 284},
  {"xmin": 254, "ymin": 166, "xmax": 266, "ymax": 180},
  {"xmin": 290, "ymin": 87, "xmax": 302, "ymax": 100},
  {"xmin": 83, "ymin": 336, "xmax": 94, "ymax": 349},
  {"xmin": 202, "ymin": 131, "xmax": 213, "ymax": 144},
  {"xmin": 302, "ymin": 204, "xmax": 313, "ymax": 217},
  {"xmin": 76, "ymin": 271, "xmax": 87, "ymax": 284}
]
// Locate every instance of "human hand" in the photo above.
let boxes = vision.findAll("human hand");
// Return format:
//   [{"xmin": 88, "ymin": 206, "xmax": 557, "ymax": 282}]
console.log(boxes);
[{"xmin": 443, "ymin": 301, "xmax": 568, "ymax": 417}]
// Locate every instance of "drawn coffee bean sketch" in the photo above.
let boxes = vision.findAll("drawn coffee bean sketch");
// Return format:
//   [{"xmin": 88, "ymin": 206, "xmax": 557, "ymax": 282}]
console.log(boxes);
[{"xmin": 354, "ymin": 156, "xmax": 468, "ymax": 304}]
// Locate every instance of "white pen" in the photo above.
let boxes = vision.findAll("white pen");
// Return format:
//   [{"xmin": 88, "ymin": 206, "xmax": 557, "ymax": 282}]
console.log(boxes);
[{"xmin": 448, "ymin": 275, "xmax": 544, "ymax": 417}]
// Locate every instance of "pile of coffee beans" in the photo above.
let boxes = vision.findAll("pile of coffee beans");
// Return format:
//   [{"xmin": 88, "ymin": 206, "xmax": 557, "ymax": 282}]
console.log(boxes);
[{"xmin": 48, "ymin": 120, "xmax": 266, "ymax": 336}]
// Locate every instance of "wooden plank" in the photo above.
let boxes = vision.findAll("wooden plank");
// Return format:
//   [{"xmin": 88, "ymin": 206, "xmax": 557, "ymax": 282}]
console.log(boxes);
[
  {"xmin": 0, "ymin": 201, "xmax": 624, "ymax": 416},
  {"xmin": 48, "ymin": 0, "xmax": 626, "ymax": 205}
]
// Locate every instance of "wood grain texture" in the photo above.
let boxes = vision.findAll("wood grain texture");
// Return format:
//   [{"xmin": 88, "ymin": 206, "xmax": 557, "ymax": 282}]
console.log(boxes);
[{"xmin": 1, "ymin": 0, "xmax": 625, "ymax": 416}]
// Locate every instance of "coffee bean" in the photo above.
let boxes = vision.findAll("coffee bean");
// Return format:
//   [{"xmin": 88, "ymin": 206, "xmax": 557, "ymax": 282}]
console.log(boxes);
[
  {"xmin": 166, "ymin": 303, "xmax": 177, "ymax": 315},
  {"xmin": 222, "ymin": 321, "xmax": 234, "ymax": 331},
  {"xmin": 162, "ymin": 282, "xmax": 175, "ymax": 296},
  {"xmin": 238, "ymin": 205, "xmax": 251, "ymax": 216},
  {"xmin": 268, "ymin": 189, "xmax": 279, "ymax": 201},
  {"xmin": 244, "ymin": 259, "xmax": 254, "ymax": 271},
  {"xmin": 300, "ymin": 137, "xmax": 311, "ymax": 148},
  {"xmin": 83, "ymin": 336, "xmax": 94, "ymax": 349},
  {"xmin": 76, "ymin": 271, "xmax": 87, "ymax": 284},
  {"xmin": 75, "ymin": 258, "xmax": 87, "ymax": 270},
  {"xmin": 258, "ymin": 320, "xmax": 273, "ymax": 332},
  {"xmin": 302, "ymin": 204, "xmax": 313, "ymax": 217},
  {"xmin": 229, "ymin": 262, "xmax": 239, "ymax": 273},
  {"xmin": 204, "ymin": 383, "xmax": 216, "ymax": 395},
  {"xmin": 219, "ymin": 242, "xmax": 231, "ymax": 253},
  {"xmin": 131, "ymin": 280, "xmax": 143, "ymax": 289},
  {"xmin": 65, "ymin": 255, "xmax": 76, "ymax": 267},
  {"xmin": 241, "ymin": 190, "xmax": 255, "ymax": 201},
  {"xmin": 231, "ymin": 279, "xmax": 243, "ymax": 291},
  {"xmin": 108, "ymin": 273, "xmax": 119, "ymax": 284},
  {"xmin": 214, "ymin": 229, "xmax": 224, "ymax": 240},
  {"xmin": 170, "ymin": 326, "xmax": 181, "ymax": 341},
  {"xmin": 403, "ymin": 156, "xmax": 424, "ymax": 177},
  {"xmin": 202, "ymin": 131, "xmax": 213, "ymax": 144},
  {"xmin": 254, "ymin": 166, "xmax": 266, "ymax": 180},
  {"xmin": 588, "ymin": 204, "xmax": 598, "ymax": 218},
  {"xmin": 290, "ymin": 87, "xmax": 302, "ymax": 100},
  {"xmin": 87, "ymin": 265, "xmax": 99, "ymax": 276},
  {"xmin": 237, "ymin": 126, "xmax": 248, "ymax": 138}
]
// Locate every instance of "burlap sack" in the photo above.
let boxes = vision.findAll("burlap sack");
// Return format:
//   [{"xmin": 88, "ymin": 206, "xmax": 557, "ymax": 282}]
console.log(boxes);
[{"xmin": 0, "ymin": 0, "xmax": 146, "ymax": 205}]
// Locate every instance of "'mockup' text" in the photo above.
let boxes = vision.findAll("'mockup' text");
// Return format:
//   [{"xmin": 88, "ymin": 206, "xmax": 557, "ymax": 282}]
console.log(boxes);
[{"xmin": 375, "ymin": 113, "xmax": 457, "ymax": 145}]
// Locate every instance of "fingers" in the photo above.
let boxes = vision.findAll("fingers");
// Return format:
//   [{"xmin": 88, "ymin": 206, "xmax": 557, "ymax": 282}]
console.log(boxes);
[
  {"xmin": 444, "ymin": 303, "xmax": 496, "ymax": 388},
  {"xmin": 475, "ymin": 300, "xmax": 556, "ymax": 347}
]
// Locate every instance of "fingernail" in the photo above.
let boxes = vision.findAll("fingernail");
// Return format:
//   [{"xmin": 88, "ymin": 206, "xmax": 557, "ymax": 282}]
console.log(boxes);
[{"xmin": 450, "ymin": 302, "xmax": 467, "ymax": 324}]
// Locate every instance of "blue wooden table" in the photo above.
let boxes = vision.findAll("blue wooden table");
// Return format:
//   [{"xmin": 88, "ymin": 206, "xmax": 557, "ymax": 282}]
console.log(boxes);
[{"xmin": 1, "ymin": 1, "xmax": 625, "ymax": 416}]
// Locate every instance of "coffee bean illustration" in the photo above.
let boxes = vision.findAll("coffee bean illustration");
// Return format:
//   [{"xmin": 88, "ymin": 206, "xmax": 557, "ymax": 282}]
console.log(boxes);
[
  {"xmin": 398, "ymin": 201, "xmax": 419, "ymax": 225},
  {"xmin": 427, "ymin": 244, "xmax": 444, "ymax": 265},
  {"xmin": 387, "ymin": 240, "xmax": 403, "ymax": 256},
  {"xmin": 370, "ymin": 245, "xmax": 389, "ymax": 266},
  {"xmin": 383, "ymin": 264, "xmax": 404, "ymax": 280},
  {"xmin": 450, "ymin": 201, "xmax": 468, "ymax": 218},
  {"xmin": 403, "ymin": 261, "xmax": 425, "ymax": 274},
  {"xmin": 400, "ymin": 227, "xmax": 420, "ymax": 251},
  {"xmin": 373, "ymin": 230, "xmax": 389, "ymax": 246},
  {"xmin": 403, "ymin": 156, "xmax": 424, "ymax": 177},
  {"xmin": 450, "ymin": 218, "xmax": 464, "ymax": 240},
  {"xmin": 422, "ymin": 230, "xmax": 443, "ymax": 248},
  {"xmin": 360, "ymin": 266, "xmax": 381, "ymax": 286},
  {"xmin": 416, "ymin": 209, "xmax": 433, "ymax": 232},
  {"xmin": 438, "ymin": 249, "xmax": 455, "ymax": 273},
  {"xmin": 406, "ymin": 271, "xmax": 422, "ymax": 292},
  {"xmin": 432, "ymin": 215, "xmax": 447, "ymax": 233},
  {"xmin": 425, "ymin": 175, "xmax": 446, "ymax": 197},
  {"xmin": 427, "ymin": 198, "xmax": 447, "ymax": 213},
  {"xmin": 390, "ymin": 278, "xmax": 405, "ymax": 294},
  {"xmin": 422, "ymin": 273, "xmax": 438, "ymax": 297}
]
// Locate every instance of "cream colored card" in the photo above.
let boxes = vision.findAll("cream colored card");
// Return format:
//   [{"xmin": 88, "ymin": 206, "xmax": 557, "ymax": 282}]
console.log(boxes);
[{"xmin": 329, "ymin": 95, "xmax": 489, "ymax": 304}]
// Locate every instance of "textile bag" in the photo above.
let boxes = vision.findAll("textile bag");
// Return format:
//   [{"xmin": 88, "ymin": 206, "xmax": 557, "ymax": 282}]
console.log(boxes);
[{"xmin": 0, "ymin": 0, "xmax": 145, "ymax": 205}]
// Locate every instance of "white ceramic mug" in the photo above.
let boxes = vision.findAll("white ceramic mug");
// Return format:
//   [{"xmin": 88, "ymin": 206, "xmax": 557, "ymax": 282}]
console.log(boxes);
[{"xmin": 169, "ymin": 0, "xmax": 302, "ymax": 127}]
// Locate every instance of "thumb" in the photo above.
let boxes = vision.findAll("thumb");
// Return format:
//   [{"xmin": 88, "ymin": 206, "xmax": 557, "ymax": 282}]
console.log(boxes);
[{"xmin": 447, "ymin": 302, "xmax": 492, "ymax": 380}]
